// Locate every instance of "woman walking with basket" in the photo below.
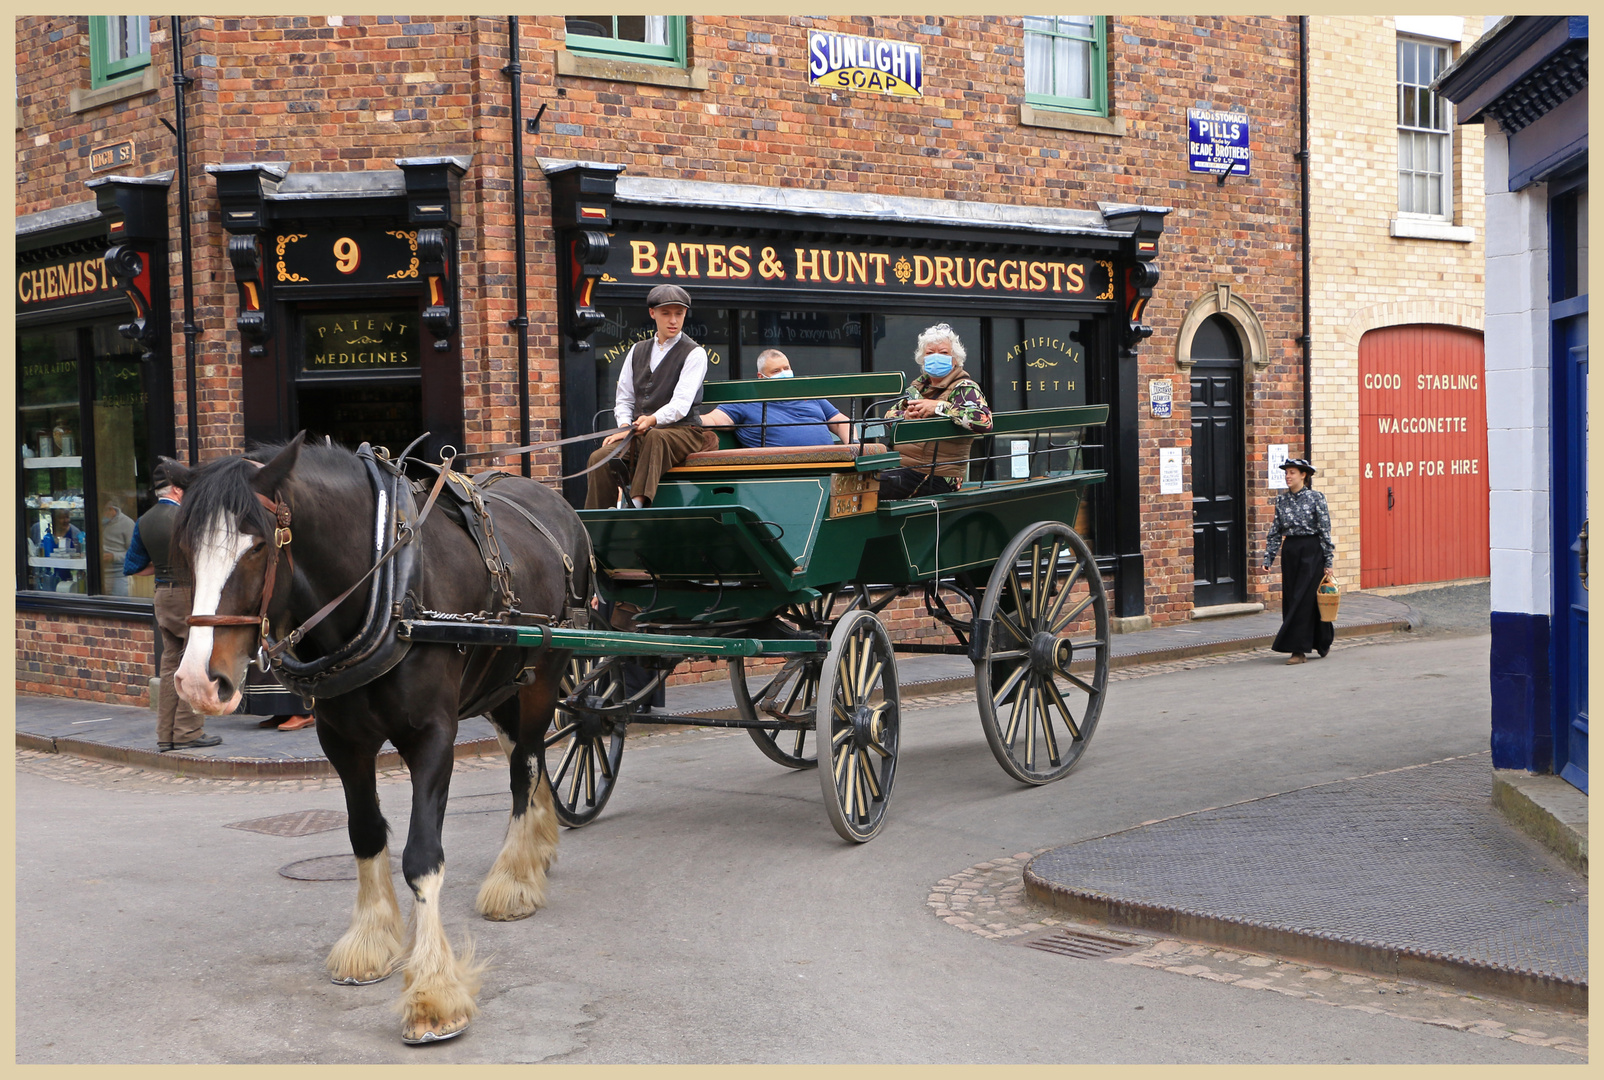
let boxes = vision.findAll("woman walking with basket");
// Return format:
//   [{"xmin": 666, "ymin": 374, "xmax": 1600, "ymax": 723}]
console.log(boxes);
[{"xmin": 1262, "ymin": 457, "xmax": 1335, "ymax": 665}]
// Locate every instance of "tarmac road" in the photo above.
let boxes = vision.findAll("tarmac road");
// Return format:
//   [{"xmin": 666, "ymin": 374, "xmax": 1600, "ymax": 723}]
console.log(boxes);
[{"xmin": 14, "ymin": 627, "xmax": 1579, "ymax": 1064}]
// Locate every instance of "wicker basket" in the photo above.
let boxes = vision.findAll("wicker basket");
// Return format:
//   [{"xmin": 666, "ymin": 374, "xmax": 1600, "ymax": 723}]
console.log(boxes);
[{"xmin": 1316, "ymin": 580, "xmax": 1340, "ymax": 622}]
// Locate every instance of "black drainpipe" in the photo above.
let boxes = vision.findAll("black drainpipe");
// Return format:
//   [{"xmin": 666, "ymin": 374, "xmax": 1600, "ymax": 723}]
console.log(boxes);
[
  {"xmin": 171, "ymin": 16, "xmax": 200, "ymax": 464},
  {"xmin": 504, "ymin": 16, "xmax": 531, "ymax": 477},
  {"xmin": 1298, "ymin": 15, "xmax": 1312, "ymax": 460}
]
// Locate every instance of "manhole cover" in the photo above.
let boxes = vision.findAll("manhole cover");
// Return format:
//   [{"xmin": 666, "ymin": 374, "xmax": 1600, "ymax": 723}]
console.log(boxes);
[
  {"xmin": 226, "ymin": 809, "xmax": 348, "ymax": 837},
  {"xmin": 1018, "ymin": 929, "xmax": 1141, "ymax": 959},
  {"xmin": 279, "ymin": 854, "xmax": 405, "ymax": 882}
]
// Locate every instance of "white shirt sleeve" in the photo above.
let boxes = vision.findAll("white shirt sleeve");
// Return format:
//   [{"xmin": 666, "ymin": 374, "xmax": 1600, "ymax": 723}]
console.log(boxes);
[
  {"xmin": 613, "ymin": 350, "xmax": 637, "ymax": 427},
  {"xmin": 653, "ymin": 346, "xmax": 708, "ymax": 425}
]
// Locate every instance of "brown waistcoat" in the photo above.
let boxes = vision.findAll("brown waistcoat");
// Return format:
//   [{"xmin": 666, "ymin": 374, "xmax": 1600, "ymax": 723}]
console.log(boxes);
[{"xmin": 628, "ymin": 335, "xmax": 704, "ymax": 425}]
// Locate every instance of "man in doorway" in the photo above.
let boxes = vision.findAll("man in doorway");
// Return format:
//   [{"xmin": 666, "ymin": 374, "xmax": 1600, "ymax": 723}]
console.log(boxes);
[
  {"xmin": 124, "ymin": 462, "xmax": 221, "ymax": 751},
  {"xmin": 99, "ymin": 495, "xmax": 136, "ymax": 596},
  {"xmin": 701, "ymin": 349, "xmax": 852, "ymax": 447},
  {"xmin": 585, "ymin": 284, "xmax": 713, "ymax": 509}
]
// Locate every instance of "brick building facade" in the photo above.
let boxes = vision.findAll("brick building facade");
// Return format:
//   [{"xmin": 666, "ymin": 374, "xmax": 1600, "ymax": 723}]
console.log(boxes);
[
  {"xmin": 1306, "ymin": 15, "xmax": 1488, "ymax": 592},
  {"xmin": 18, "ymin": 15, "xmax": 1322, "ymax": 706}
]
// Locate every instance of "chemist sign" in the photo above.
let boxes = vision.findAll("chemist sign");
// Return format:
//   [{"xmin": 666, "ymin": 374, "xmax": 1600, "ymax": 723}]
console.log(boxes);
[{"xmin": 1188, "ymin": 109, "xmax": 1250, "ymax": 178}]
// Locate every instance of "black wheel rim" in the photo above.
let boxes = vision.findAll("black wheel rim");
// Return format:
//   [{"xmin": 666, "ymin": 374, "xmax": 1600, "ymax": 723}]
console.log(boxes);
[
  {"xmin": 818, "ymin": 610, "xmax": 899, "ymax": 842},
  {"xmin": 976, "ymin": 521, "xmax": 1108, "ymax": 785},
  {"xmin": 544, "ymin": 656, "xmax": 628, "ymax": 827},
  {"xmin": 734, "ymin": 654, "xmax": 820, "ymax": 768}
]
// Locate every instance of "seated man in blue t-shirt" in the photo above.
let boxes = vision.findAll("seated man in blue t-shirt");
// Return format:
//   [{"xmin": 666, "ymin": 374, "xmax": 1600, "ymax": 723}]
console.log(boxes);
[{"xmin": 701, "ymin": 349, "xmax": 851, "ymax": 447}]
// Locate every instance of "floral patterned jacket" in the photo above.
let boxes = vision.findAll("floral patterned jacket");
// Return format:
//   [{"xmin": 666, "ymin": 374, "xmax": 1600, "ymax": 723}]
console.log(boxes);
[
  {"xmin": 885, "ymin": 373, "xmax": 994, "ymax": 432},
  {"xmin": 1262, "ymin": 486, "xmax": 1333, "ymax": 569}
]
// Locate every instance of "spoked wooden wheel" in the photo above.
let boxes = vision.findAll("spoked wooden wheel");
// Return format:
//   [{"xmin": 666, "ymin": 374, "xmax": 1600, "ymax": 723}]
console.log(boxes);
[
  {"xmin": 543, "ymin": 656, "xmax": 630, "ymax": 827},
  {"xmin": 816, "ymin": 609, "xmax": 901, "ymax": 843},
  {"xmin": 729, "ymin": 654, "xmax": 820, "ymax": 768},
  {"xmin": 728, "ymin": 589, "xmax": 859, "ymax": 769},
  {"xmin": 975, "ymin": 520, "xmax": 1109, "ymax": 785}
]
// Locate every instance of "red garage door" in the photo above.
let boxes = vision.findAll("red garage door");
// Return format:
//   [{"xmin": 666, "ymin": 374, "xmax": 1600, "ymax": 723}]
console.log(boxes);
[{"xmin": 1359, "ymin": 325, "xmax": 1488, "ymax": 589}]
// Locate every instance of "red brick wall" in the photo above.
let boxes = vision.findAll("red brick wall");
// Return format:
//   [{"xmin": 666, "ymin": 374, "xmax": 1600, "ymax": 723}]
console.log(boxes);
[
  {"xmin": 16, "ymin": 15, "xmax": 1302, "ymax": 699},
  {"xmin": 16, "ymin": 612, "xmax": 155, "ymax": 705}
]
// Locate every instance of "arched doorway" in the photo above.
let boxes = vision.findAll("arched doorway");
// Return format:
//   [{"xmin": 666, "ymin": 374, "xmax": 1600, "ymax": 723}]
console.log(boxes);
[{"xmin": 1190, "ymin": 313, "xmax": 1246, "ymax": 607}]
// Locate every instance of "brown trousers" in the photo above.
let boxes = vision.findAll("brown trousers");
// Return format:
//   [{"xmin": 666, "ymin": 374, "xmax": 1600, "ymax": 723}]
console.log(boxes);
[
  {"xmin": 153, "ymin": 584, "xmax": 204, "ymax": 743},
  {"xmin": 585, "ymin": 424, "xmax": 712, "ymax": 508}
]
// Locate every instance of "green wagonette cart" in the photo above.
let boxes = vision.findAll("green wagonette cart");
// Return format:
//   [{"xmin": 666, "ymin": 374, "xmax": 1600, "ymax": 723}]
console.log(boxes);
[{"xmin": 405, "ymin": 371, "xmax": 1110, "ymax": 842}]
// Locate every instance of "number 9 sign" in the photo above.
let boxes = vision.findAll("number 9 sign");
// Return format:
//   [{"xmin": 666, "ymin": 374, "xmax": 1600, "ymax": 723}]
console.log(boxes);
[{"xmin": 333, "ymin": 237, "xmax": 361, "ymax": 274}]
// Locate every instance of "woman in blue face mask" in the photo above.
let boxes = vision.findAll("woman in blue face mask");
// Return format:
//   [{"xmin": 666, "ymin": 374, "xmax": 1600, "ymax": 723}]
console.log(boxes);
[{"xmin": 879, "ymin": 323, "xmax": 993, "ymax": 500}]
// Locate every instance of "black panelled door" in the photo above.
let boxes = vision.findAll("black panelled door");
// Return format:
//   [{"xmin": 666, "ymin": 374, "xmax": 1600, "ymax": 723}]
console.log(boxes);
[{"xmin": 1190, "ymin": 363, "xmax": 1246, "ymax": 607}]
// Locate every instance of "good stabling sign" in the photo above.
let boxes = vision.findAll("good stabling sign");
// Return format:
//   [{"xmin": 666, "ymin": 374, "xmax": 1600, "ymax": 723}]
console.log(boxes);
[{"xmin": 612, "ymin": 238, "xmax": 1115, "ymax": 303}]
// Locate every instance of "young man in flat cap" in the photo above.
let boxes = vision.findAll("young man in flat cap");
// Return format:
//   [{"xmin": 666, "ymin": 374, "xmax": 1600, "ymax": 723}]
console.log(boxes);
[{"xmin": 585, "ymin": 284, "xmax": 714, "ymax": 509}]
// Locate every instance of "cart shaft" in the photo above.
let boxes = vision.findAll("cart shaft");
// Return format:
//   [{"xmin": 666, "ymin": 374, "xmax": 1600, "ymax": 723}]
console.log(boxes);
[{"xmin": 396, "ymin": 619, "xmax": 828, "ymax": 659}]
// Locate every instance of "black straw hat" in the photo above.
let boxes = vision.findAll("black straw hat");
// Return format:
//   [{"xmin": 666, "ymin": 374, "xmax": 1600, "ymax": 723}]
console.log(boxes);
[{"xmin": 1281, "ymin": 457, "xmax": 1316, "ymax": 475}]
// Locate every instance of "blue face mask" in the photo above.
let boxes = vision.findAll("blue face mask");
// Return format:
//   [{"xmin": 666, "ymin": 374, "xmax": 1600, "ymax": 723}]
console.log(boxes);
[
  {"xmin": 922, "ymin": 352, "xmax": 954, "ymax": 378},
  {"xmin": 764, "ymin": 369, "xmax": 793, "ymax": 379}
]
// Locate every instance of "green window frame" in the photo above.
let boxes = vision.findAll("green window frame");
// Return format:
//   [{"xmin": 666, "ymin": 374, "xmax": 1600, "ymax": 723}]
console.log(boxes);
[
  {"xmin": 89, "ymin": 16, "xmax": 152, "ymax": 88},
  {"xmin": 563, "ymin": 16, "xmax": 687, "ymax": 66},
  {"xmin": 1023, "ymin": 16, "xmax": 1107, "ymax": 116}
]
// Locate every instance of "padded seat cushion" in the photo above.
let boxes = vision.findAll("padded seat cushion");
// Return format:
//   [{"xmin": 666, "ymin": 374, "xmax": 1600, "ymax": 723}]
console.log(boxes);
[{"xmin": 673, "ymin": 442, "xmax": 887, "ymax": 468}]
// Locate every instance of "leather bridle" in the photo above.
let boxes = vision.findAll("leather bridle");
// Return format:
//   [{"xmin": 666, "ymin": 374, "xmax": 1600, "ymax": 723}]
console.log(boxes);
[{"xmin": 186, "ymin": 490, "xmax": 294, "ymax": 645}]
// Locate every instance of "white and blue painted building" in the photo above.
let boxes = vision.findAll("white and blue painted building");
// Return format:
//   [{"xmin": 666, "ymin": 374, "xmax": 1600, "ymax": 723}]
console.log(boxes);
[{"xmin": 1438, "ymin": 16, "xmax": 1588, "ymax": 793}]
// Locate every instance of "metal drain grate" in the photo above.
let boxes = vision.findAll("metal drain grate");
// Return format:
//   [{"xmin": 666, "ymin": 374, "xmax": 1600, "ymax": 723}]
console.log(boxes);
[
  {"xmin": 1019, "ymin": 929, "xmax": 1141, "ymax": 959},
  {"xmin": 225, "ymin": 809, "xmax": 348, "ymax": 837}
]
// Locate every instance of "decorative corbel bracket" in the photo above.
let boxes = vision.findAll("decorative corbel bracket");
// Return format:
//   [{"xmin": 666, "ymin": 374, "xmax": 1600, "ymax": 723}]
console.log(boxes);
[
  {"xmin": 546, "ymin": 160, "xmax": 625, "ymax": 350},
  {"xmin": 398, "ymin": 157, "xmax": 469, "ymax": 352},
  {"xmin": 206, "ymin": 162, "xmax": 287, "ymax": 360},
  {"xmin": 103, "ymin": 243, "xmax": 161, "ymax": 358},
  {"xmin": 418, "ymin": 226, "xmax": 458, "ymax": 350},
  {"xmin": 1100, "ymin": 203, "xmax": 1170, "ymax": 357},
  {"xmin": 226, "ymin": 234, "xmax": 270, "ymax": 357}
]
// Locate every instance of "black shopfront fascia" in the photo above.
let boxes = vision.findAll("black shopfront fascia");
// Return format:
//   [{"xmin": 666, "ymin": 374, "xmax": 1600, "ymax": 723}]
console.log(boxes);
[
  {"xmin": 209, "ymin": 159, "xmax": 468, "ymax": 460},
  {"xmin": 15, "ymin": 175, "xmax": 174, "ymax": 617},
  {"xmin": 548, "ymin": 164, "xmax": 1166, "ymax": 617}
]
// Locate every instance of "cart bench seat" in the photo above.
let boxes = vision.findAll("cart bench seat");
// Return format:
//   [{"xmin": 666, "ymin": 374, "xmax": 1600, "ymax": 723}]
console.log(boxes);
[{"xmin": 668, "ymin": 442, "xmax": 891, "ymax": 472}]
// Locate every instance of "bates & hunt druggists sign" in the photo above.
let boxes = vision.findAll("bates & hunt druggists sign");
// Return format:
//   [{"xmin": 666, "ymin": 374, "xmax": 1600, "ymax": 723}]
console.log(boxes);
[
  {"xmin": 608, "ymin": 238, "xmax": 1115, "ymax": 303},
  {"xmin": 807, "ymin": 30, "xmax": 922, "ymax": 96}
]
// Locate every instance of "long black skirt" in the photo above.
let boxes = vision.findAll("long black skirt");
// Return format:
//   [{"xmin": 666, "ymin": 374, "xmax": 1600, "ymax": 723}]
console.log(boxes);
[{"xmin": 1272, "ymin": 534, "xmax": 1334, "ymax": 656}]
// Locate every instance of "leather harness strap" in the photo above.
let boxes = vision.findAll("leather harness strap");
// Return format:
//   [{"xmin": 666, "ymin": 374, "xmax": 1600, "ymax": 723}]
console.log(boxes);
[{"xmin": 186, "ymin": 456, "xmax": 458, "ymax": 662}]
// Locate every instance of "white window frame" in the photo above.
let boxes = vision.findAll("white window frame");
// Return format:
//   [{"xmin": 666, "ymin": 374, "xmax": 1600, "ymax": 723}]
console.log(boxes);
[{"xmin": 1397, "ymin": 34, "xmax": 1455, "ymax": 222}]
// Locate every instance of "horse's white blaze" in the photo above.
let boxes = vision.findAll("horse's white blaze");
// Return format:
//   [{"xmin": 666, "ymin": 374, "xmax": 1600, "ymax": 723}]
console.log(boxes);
[{"xmin": 174, "ymin": 511, "xmax": 256, "ymax": 714}]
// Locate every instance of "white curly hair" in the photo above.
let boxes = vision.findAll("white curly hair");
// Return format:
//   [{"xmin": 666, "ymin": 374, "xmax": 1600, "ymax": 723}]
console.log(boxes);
[{"xmin": 913, "ymin": 323, "xmax": 967, "ymax": 368}]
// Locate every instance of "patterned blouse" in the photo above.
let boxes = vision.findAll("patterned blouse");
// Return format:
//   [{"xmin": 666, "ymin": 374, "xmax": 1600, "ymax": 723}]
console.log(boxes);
[
  {"xmin": 886, "ymin": 373, "xmax": 994, "ymax": 432},
  {"xmin": 1262, "ymin": 486, "xmax": 1333, "ymax": 569}
]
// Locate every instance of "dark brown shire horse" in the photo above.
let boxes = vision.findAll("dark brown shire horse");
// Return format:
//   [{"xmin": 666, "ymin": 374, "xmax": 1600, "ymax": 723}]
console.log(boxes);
[{"xmin": 167, "ymin": 432, "xmax": 590, "ymax": 1044}]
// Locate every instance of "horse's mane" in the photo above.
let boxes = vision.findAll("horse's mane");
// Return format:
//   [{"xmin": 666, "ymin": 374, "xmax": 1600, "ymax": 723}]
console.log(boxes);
[{"xmin": 173, "ymin": 439, "xmax": 367, "ymax": 554}]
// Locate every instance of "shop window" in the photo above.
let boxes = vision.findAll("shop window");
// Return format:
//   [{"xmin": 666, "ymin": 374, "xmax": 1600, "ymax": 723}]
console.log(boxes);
[
  {"xmin": 564, "ymin": 16, "xmax": 687, "ymax": 66},
  {"xmin": 1397, "ymin": 36, "xmax": 1454, "ymax": 219},
  {"xmin": 18, "ymin": 318, "xmax": 150, "ymax": 598},
  {"xmin": 1023, "ymin": 16, "xmax": 1107, "ymax": 116},
  {"xmin": 742, "ymin": 310, "xmax": 862, "ymax": 378},
  {"xmin": 90, "ymin": 16, "xmax": 152, "ymax": 88}
]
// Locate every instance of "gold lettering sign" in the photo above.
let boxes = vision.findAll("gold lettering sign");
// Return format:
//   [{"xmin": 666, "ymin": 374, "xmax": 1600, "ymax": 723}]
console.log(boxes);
[
  {"xmin": 616, "ymin": 240, "xmax": 1103, "ymax": 299},
  {"xmin": 16, "ymin": 256, "xmax": 114, "ymax": 307},
  {"xmin": 301, "ymin": 313, "xmax": 421, "ymax": 374}
]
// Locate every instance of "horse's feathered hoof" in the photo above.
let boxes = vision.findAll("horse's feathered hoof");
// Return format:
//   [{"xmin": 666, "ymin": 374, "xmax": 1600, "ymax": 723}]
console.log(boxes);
[{"xmin": 402, "ymin": 1020, "xmax": 468, "ymax": 1045}]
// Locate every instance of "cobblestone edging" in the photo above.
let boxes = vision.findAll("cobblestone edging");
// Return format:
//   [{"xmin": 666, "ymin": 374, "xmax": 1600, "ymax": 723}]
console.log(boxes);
[{"xmin": 927, "ymin": 852, "xmax": 1588, "ymax": 1058}]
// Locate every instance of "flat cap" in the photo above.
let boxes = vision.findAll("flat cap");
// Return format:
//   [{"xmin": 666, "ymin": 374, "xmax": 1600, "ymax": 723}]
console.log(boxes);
[
  {"xmin": 152, "ymin": 461, "xmax": 176, "ymax": 489},
  {"xmin": 646, "ymin": 283, "xmax": 691, "ymax": 309}
]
